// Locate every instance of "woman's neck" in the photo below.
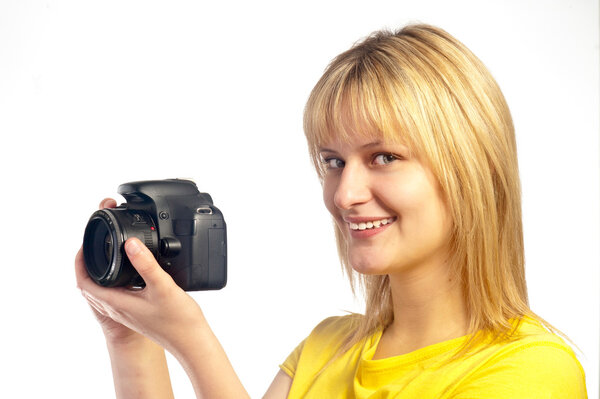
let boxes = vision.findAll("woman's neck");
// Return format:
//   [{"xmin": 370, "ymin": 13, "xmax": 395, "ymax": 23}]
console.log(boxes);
[{"xmin": 373, "ymin": 261, "xmax": 468, "ymax": 359}]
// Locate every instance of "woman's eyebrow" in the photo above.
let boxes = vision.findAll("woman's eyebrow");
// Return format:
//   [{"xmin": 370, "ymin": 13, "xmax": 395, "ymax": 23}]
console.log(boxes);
[
  {"xmin": 318, "ymin": 147, "xmax": 338, "ymax": 154},
  {"xmin": 319, "ymin": 141, "xmax": 384, "ymax": 154},
  {"xmin": 361, "ymin": 141, "xmax": 383, "ymax": 149}
]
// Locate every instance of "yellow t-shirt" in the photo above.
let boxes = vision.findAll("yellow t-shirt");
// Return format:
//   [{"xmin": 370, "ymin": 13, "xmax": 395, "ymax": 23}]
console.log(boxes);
[{"xmin": 281, "ymin": 315, "xmax": 587, "ymax": 398}]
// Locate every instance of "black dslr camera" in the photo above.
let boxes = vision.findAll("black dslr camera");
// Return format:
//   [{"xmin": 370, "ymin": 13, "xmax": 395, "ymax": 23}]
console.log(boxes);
[{"xmin": 83, "ymin": 179, "xmax": 227, "ymax": 291}]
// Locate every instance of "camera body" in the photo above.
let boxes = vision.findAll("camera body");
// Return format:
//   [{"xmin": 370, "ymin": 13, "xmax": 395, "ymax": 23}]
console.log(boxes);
[{"xmin": 83, "ymin": 179, "xmax": 227, "ymax": 291}]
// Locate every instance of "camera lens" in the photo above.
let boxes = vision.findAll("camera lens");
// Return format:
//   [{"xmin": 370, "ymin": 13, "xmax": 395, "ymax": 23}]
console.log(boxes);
[
  {"xmin": 85, "ymin": 217, "xmax": 116, "ymax": 279},
  {"xmin": 83, "ymin": 208, "xmax": 158, "ymax": 287},
  {"xmin": 103, "ymin": 233, "xmax": 113, "ymax": 263}
]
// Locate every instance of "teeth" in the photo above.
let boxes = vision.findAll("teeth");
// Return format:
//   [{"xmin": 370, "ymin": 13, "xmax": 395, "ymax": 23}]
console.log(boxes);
[{"xmin": 349, "ymin": 218, "xmax": 394, "ymax": 231}]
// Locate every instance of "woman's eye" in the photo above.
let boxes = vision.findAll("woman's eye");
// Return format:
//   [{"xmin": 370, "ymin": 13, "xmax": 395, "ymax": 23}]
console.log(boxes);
[
  {"xmin": 323, "ymin": 158, "xmax": 345, "ymax": 170},
  {"xmin": 373, "ymin": 153, "xmax": 398, "ymax": 165}
]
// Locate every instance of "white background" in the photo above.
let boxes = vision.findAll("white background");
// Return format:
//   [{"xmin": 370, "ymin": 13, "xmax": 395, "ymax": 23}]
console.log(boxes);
[{"xmin": 0, "ymin": 0, "xmax": 598, "ymax": 398}]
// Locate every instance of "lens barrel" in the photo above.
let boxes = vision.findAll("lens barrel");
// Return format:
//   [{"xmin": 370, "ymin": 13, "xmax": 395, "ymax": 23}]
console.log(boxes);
[{"xmin": 83, "ymin": 208, "xmax": 158, "ymax": 287}]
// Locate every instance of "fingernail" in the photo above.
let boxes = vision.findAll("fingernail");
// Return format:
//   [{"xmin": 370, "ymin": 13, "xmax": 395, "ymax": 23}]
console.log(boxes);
[{"xmin": 126, "ymin": 239, "xmax": 142, "ymax": 256}]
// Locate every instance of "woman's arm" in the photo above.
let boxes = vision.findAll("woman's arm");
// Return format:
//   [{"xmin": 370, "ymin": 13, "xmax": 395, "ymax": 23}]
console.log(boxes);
[
  {"xmin": 263, "ymin": 370, "xmax": 293, "ymax": 399},
  {"xmin": 171, "ymin": 313, "xmax": 250, "ymax": 398},
  {"xmin": 77, "ymin": 199, "xmax": 175, "ymax": 399}
]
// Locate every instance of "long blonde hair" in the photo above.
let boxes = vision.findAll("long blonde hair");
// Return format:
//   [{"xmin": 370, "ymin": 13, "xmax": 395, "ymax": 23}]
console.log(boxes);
[{"xmin": 304, "ymin": 24, "xmax": 539, "ymax": 350}]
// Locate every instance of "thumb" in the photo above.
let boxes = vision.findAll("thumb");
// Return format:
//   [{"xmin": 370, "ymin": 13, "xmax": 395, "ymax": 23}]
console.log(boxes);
[{"xmin": 124, "ymin": 238, "xmax": 168, "ymax": 288}]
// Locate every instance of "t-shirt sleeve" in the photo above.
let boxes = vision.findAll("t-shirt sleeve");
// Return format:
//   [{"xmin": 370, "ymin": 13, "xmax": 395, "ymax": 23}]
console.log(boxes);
[
  {"xmin": 452, "ymin": 342, "xmax": 587, "ymax": 399},
  {"xmin": 280, "ymin": 338, "xmax": 306, "ymax": 378}
]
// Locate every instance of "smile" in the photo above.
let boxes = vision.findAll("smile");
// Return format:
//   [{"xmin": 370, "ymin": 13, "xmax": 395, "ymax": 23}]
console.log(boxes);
[{"xmin": 348, "ymin": 217, "xmax": 396, "ymax": 231}]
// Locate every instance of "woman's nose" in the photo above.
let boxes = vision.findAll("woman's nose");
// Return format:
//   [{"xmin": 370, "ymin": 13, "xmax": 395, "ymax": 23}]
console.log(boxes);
[{"xmin": 333, "ymin": 164, "xmax": 372, "ymax": 210}]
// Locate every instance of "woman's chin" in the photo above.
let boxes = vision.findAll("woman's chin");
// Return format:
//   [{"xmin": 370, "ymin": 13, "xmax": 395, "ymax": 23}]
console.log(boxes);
[{"xmin": 348, "ymin": 257, "xmax": 387, "ymax": 276}]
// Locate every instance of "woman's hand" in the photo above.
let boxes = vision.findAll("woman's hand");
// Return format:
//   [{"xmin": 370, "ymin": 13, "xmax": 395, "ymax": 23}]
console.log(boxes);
[
  {"xmin": 75, "ymin": 198, "xmax": 141, "ymax": 344},
  {"xmin": 75, "ymin": 198, "xmax": 205, "ymax": 358}
]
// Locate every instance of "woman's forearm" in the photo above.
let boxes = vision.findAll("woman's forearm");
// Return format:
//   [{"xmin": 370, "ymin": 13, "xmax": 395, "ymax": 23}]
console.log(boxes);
[{"xmin": 106, "ymin": 336, "xmax": 175, "ymax": 399}]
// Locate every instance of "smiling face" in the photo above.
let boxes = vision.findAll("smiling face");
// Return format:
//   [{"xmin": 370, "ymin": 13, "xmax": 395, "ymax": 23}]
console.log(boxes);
[
  {"xmin": 320, "ymin": 135, "xmax": 453, "ymax": 277},
  {"xmin": 304, "ymin": 25, "xmax": 529, "ymax": 340}
]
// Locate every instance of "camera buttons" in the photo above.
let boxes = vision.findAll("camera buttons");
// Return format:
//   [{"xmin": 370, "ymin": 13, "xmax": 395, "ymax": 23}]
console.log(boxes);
[
  {"xmin": 160, "ymin": 237, "xmax": 181, "ymax": 257},
  {"xmin": 159, "ymin": 211, "xmax": 169, "ymax": 220}
]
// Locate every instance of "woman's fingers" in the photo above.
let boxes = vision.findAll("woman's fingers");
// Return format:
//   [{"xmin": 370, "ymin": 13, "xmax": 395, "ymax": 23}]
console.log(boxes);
[
  {"xmin": 99, "ymin": 198, "xmax": 117, "ymax": 209},
  {"xmin": 81, "ymin": 290, "xmax": 109, "ymax": 316},
  {"xmin": 76, "ymin": 243, "xmax": 127, "ymax": 315},
  {"xmin": 75, "ymin": 246, "xmax": 93, "ymax": 289}
]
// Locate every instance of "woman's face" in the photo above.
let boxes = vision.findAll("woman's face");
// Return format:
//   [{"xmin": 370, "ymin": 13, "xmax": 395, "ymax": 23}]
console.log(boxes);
[{"xmin": 321, "ymin": 135, "xmax": 453, "ymax": 277}]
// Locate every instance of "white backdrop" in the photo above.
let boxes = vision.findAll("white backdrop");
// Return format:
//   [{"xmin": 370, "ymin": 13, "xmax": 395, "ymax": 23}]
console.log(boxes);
[{"xmin": 0, "ymin": 1, "xmax": 598, "ymax": 398}]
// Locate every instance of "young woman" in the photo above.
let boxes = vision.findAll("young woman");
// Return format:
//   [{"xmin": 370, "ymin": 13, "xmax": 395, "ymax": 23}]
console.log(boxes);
[{"xmin": 75, "ymin": 24, "xmax": 587, "ymax": 398}]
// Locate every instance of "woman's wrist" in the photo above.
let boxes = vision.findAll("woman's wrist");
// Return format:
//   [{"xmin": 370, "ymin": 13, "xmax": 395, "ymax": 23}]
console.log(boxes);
[
  {"xmin": 105, "ymin": 334, "xmax": 175, "ymax": 399},
  {"xmin": 102, "ymin": 325, "xmax": 146, "ymax": 348}
]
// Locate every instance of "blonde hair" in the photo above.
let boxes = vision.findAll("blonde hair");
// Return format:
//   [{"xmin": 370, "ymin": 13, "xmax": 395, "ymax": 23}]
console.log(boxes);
[{"xmin": 304, "ymin": 24, "xmax": 542, "ymax": 351}]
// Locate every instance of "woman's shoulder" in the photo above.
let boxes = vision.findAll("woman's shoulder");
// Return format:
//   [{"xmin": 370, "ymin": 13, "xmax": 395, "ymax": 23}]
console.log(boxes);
[
  {"xmin": 280, "ymin": 314, "xmax": 365, "ymax": 378},
  {"xmin": 509, "ymin": 316, "xmax": 581, "ymax": 357},
  {"xmin": 303, "ymin": 313, "xmax": 364, "ymax": 348},
  {"xmin": 310, "ymin": 313, "xmax": 363, "ymax": 334},
  {"xmin": 457, "ymin": 316, "xmax": 587, "ymax": 397},
  {"xmin": 485, "ymin": 316, "xmax": 584, "ymax": 375}
]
